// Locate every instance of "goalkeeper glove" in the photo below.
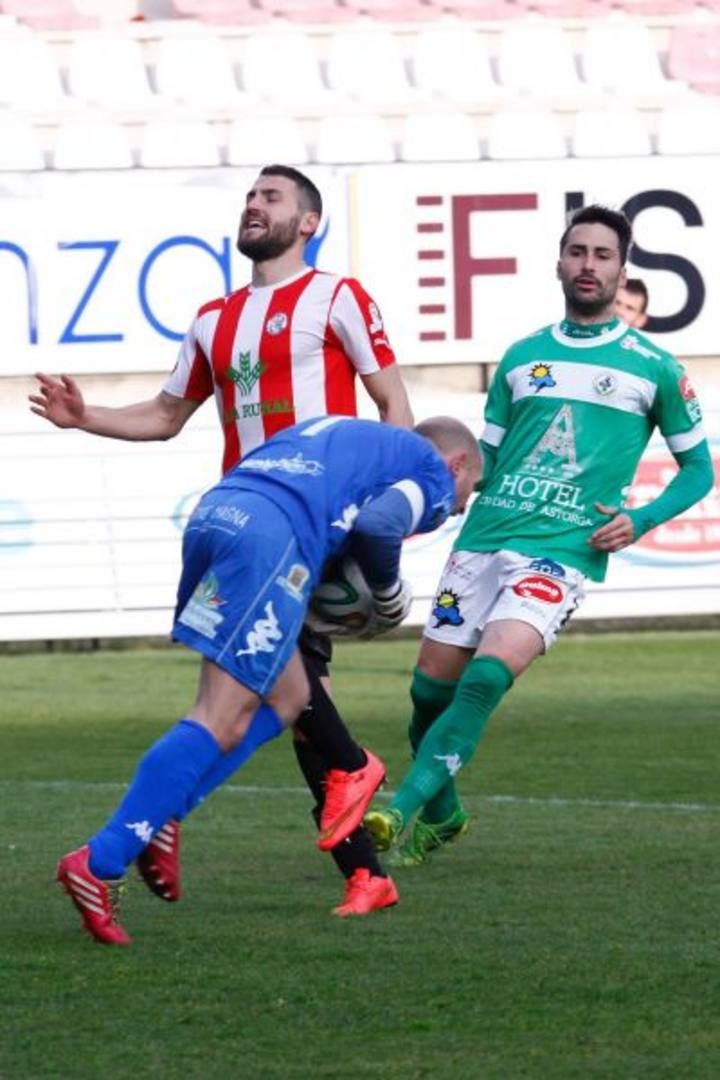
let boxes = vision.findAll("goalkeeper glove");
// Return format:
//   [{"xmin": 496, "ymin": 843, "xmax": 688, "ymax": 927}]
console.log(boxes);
[{"xmin": 363, "ymin": 579, "xmax": 413, "ymax": 638}]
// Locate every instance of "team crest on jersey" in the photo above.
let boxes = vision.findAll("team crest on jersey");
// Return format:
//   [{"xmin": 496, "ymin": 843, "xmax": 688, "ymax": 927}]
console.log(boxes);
[
  {"xmin": 266, "ymin": 312, "xmax": 288, "ymax": 336},
  {"xmin": 593, "ymin": 372, "xmax": 617, "ymax": 396},
  {"xmin": 529, "ymin": 363, "xmax": 556, "ymax": 392},
  {"xmin": 432, "ymin": 590, "xmax": 464, "ymax": 628}
]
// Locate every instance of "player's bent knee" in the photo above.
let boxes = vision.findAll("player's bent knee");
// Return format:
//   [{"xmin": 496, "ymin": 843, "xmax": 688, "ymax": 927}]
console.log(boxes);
[{"xmin": 455, "ymin": 656, "xmax": 513, "ymax": 713}]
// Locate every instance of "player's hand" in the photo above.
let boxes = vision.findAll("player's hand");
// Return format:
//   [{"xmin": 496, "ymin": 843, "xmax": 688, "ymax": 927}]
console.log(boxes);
[
  {"xmin": 588, "ymin": 503, "xmax": 636, "ymax": 552},
  {"xmin": 29, "ymin": 373, "xmax": 86, "ymax": 429},
  {"xmin": 367, "ymin": 578, "xmax": 413, "ymax": 636}
]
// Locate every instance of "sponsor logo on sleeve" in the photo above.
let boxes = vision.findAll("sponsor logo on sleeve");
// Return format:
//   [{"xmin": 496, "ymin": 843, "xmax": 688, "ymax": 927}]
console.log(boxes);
[{"xmin": 679, "ymin": 374, "xmax": 702, "ymax": 422}]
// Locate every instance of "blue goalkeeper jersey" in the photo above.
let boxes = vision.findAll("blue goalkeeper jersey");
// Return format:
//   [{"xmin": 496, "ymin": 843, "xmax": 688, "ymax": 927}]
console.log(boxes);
[{"xmin": 213, "ymin": 416, "xmax": 455, "ymax": 584}]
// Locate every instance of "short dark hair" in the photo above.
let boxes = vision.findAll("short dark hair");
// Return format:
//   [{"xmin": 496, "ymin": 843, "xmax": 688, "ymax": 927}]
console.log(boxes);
[
  {"xmin": 560, "ymin": 204, "xmax": 633, "ymax": 265},
  {"xmin": 260, "ymin": 164, "xmax": 322, "ymax": 218},
  {"xmin": 623, "ymin": 277, "xmax": 649, "ymax": 312}
]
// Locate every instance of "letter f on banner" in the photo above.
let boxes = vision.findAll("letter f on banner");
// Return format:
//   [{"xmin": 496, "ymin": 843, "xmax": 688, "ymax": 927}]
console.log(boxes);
[{"xmin": 452, "ymin": 194, "xmax": 538, "ymax": 340}]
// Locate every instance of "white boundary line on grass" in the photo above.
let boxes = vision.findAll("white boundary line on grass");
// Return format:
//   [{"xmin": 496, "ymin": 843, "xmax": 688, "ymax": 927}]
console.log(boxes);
[{"xmin": 3, "ymin": 779, "xmax": 720, "ymax": 814}]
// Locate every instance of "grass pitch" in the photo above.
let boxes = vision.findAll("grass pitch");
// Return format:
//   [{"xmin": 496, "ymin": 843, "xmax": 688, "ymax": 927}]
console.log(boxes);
[{"xmin": 1, "ymin": 632, "xmax": 718, "ymax": 1079}]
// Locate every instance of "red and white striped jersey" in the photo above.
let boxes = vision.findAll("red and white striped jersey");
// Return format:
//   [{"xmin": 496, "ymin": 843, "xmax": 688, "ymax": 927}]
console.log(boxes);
[{"xmin": 163, "ymin": 267, "xmax": 398, "ymax": 474}]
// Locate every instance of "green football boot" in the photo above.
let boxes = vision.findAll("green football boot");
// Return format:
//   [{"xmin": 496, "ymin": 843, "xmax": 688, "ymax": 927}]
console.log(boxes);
[
  {"xmin": 386, "ymin": 808, "xmax": 469, "ymax": 868},
  {"xmin": 363, "ymin": 807, "xmax": 404, "ymax": 852}
]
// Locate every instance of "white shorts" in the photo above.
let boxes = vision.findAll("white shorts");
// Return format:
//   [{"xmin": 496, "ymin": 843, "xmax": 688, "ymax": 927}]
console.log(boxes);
[{"xmin": 423, "ymin": 550, "xmax": 586, "ymax": 653}]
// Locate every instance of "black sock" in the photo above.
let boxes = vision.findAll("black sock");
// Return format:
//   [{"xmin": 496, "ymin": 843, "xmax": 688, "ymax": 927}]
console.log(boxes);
[{"xmin": 295, "ymin": 663, "xmax": 366, "ymax": 773}]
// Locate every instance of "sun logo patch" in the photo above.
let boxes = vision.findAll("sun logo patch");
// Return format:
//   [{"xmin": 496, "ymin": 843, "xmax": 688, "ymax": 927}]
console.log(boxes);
[
  {"xmin": 529, "ymin": 363, "xmax": 557, "ymax": 392},
  {"xmin": 432, "ymin": 589, "xmax": 464, "ymax": 628}
]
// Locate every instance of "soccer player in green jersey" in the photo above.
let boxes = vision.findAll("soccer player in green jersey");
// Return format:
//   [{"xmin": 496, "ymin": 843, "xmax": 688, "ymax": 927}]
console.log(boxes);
[{"xmin": 364, "ymin": 204, "xmax": 714, "ymax": 866}]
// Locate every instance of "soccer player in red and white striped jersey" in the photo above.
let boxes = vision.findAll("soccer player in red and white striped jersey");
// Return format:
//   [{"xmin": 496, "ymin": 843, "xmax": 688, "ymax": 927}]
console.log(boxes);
[{"xmin": 31, "ymin": 165, "xmax": 413, "ymax": 917}]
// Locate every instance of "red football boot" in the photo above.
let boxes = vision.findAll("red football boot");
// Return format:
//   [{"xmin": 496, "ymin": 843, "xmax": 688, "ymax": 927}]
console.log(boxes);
[
  {"xmin": 136, "ymin": 819, "xmax": 181, "ymax": 902},
  {"xmin": 331, "ymin": 869, "xmax": 399, "ymax": 917},
  {"xmin": 57, "ymin": 845, "xmax": 130, "ymax": 946},
  {"xmin": 317, "ymin": 749, "xmax": 386, "ymax": 851}
]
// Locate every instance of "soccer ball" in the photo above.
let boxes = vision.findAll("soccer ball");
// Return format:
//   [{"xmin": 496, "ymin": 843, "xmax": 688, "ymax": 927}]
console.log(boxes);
[{"xmin": 309, "ymin": 555, "xmax": 374, "ymax": 635}]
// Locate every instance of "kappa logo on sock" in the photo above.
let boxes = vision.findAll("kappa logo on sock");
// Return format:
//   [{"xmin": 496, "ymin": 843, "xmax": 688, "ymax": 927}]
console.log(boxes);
[
  {"xmin": 434, "ymin": 753, "xmax": 462, "ymax": 777},
  {"xmin": 126, "ymin": 820, "xmax": 154, "ymax": 843}
]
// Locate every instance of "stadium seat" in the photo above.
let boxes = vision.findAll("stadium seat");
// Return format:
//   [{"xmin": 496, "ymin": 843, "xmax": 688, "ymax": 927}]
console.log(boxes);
[
  {"xmin": 410, "ymin": 25, "xmax": 502, "ymax": 105},
  {"xmin": 153, "ymin": 30, "xmax": 244, "ymax": 108},
  {"xmin": 609, "ymin": 0, "xmax": 692, "ymax": 14},
  {"xmin": 325, "ymin": 27, "xmax": 417, "ymax": 106},
  {"xmin": 571, "ymin": 105, "xmax": 652, "ymax": 157},
  {"xmin": 314, "ymin": 113, "xmax": 396, "ymax": 163},
  {"xmin": 485, "ymin": 106, "xmax": 567, "ymax": 159},
  {"xmin": 341, "ymin": 0, "xmax": 437, "ymax": 20},
  {"xmin": 520, "ymin": 0, "xmax": 604, "ymax": 14},
  {"xmin": 255, "ymin": 0, "xmax": 351, "ymax": 22},
  {"xmin": 226, "ymin": 114, "xmax": 310, "ymax": 165},
  {"xmin": 71, "ymin": 0, "xmax": 140, "ymax": 21},
  {"xmin": 496, "ymin": 19, "xmax": 590, "ymax": 103},
  {"xmin": 170, "ymin": 0, "xmax": 271, "ymax": 22},
  {"xmin": 138, "ymin": 116, "xmax": 222, "ymax": 167},
  {"xmin": 667, "ymin": 24, "xmax": 720, "ymax": 96},
  {"xmin": 0, "ymin": 32, "xmax": 71, "ymax": 111},
  {"xmin": 240, "ymin": 30, "xmax": 330, "ymax": 108},
  {"xmin": 0, "ymin": 117, "xmax": 45, "ymax": 170},
  {"xmin": 400, "ymin": 111, "xmax": 480, "ymax": 161},
  {"xmin": 66, "ymin": 34, "xmax": 156, "ymax": 110},
  {"xmin": 0, "ymin": 0, "xmax": 95, "ymax": 30},
  {"xmin": 656, "ymin": 97, "xmax": 720, "ymax": 154},
  {"xmin": 438, "ymin": 0, "xmax": 526, "ymax": 19},
  {"xmin": 52, "ymin": 116, "xmax": 134, "ymax": 169},
  {"xmin": 581, "ymin": 16, "xmax": 687, "ymax": 101}
]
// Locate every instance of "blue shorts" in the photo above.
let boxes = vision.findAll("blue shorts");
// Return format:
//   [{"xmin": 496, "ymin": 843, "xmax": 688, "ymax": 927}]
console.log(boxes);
[{"xmin": 172, "ymin": 489, "xmax": 313, "ymax": 696}]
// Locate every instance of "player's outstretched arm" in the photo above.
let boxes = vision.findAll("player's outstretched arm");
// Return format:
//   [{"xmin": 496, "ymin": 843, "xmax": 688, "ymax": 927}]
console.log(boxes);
[{"xmin": 29, "ymin": 375, "xmax": 199, "ymax": 441}]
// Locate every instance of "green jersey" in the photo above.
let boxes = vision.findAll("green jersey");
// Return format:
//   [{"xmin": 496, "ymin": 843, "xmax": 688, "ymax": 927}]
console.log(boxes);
[{"xmin": 457, "ymin": 318, "xmax": 706, "ymax": 582}]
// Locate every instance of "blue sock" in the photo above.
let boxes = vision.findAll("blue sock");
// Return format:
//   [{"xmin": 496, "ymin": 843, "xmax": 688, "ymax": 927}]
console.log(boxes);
[
  {"xmin": 88, "ymin": 718, "xmax": 221, "ymax": 879},
  {"xmin": 180, "ymin": 704, "xmax": 285, "ymax": 819}
]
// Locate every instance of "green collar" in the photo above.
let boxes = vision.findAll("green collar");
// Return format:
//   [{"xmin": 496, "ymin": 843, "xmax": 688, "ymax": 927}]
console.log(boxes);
[{"xmin": 559, "ymin": 317, "xmax": 621, "ymax": 339}]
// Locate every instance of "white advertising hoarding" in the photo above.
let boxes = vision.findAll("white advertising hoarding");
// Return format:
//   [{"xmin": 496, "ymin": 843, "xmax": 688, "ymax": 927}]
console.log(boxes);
[
  {"xmin": 0, "ymin": 166, "xmax": 350, "ymax": 377},
  {"xmin": 2, "ymin": 158, "xmax": 720, "ymax": 376},
  {"xmin": 1, "ymin": 398, "xmax": 718, "ymax": 642},
  {"xmin": 352, "ymin": 158, "xmax": 720, "ymax": 364}
]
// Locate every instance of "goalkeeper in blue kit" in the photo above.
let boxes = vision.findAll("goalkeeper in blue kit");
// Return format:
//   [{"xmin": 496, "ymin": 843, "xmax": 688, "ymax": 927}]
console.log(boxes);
[
  {"xmin": 365, "ymin": 204, "xmax": 714, "ymax": 865},
  {"xmin": 56, "ymin": 414, "xmax": 482, "ymax": 944}
]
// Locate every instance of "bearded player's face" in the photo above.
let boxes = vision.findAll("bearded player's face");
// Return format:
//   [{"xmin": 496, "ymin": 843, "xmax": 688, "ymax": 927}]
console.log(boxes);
[
  {"xmin": 557, "ymin": 222, "xmax": 626, "ymax": 320},
  {"xmin": 237, "ymin": 175, "xmax": 306, "ymax": 262}
]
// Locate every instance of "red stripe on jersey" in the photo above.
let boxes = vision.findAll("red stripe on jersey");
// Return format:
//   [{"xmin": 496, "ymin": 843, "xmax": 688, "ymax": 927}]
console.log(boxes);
[
  {"xmin": 256, "ymin": 272, "xmax": 316, "ymax": 440},
  {"xmin": 211, "ymin": 289, "xmax": 250, "ymax": 473},
  {"xmin": 341, "ymin": 278, "xmax": 396, "ymax": 370},
  {"xmin": 324, "ymin": 309, "xmax": 358, "ymax": 417},
  {"xmin": 184, "ymin": 344, "xmax": 214, "ymax": 401}
]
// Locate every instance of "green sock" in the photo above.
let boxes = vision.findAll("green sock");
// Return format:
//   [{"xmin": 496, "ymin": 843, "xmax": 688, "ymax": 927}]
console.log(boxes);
[
  {"xmin": 408, "ymin": 667, "xmax": 461, "ymax": 824},
  {"xmin": 391, "ymin": 656, "xmax": 514, "ymax": 824}
]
